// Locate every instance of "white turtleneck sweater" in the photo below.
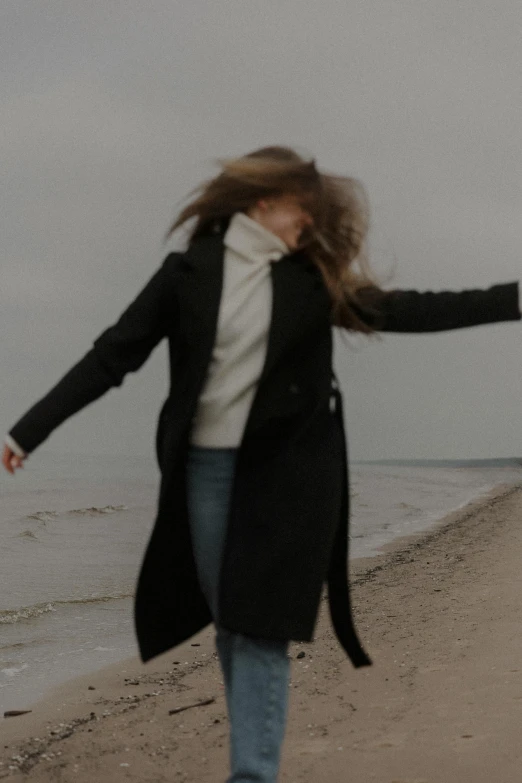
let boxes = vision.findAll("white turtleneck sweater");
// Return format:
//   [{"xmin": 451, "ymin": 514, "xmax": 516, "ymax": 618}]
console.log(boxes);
[
  {"xmin": 5, "ymin": 211, "xmax": 289, "ymax": 457},
  {"xmin": 189, "ymin": 211, "xmax": 289, "ymax": 447}
]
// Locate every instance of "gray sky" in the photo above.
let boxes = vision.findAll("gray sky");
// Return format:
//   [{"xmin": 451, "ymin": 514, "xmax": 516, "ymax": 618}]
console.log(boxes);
[{"xmin": 2, "ymin": 1, "xmax": 521, "ymax": 460}]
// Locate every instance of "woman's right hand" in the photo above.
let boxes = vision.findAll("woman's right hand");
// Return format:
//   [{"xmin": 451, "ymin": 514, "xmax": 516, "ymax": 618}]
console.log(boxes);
[{"xmin": 2, "ymin": 444, "xmax": 26, "ymax": 475}]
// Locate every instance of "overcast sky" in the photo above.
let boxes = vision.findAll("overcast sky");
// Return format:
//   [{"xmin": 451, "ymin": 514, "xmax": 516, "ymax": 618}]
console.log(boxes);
[{"xmin": 2, "ymin": 1, "xmax": 521, "ymax": 461}]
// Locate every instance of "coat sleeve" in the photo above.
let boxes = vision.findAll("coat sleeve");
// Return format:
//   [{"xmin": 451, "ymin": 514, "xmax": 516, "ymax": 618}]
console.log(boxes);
[
  {"xmin": 354, "ymin": 282, "xmax": 521, "ymax": 333},
  {"xmin": 7, "ymin": 254, "xmax": 180, "ymax": 455}
]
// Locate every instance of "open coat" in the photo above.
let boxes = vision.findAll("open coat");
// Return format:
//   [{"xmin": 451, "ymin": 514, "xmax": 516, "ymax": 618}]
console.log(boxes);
[{"xmin": 9, "ymin": 231, "xmax": 520, "ymax": 668}]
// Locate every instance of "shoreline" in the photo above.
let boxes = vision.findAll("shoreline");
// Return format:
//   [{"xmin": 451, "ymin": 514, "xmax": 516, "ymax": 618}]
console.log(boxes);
[
  {"xmin": 2, "ymin": 480, "xmax": 522, "ymax": 781},
  {"xmin": 2, "ymin": 480, "xmax": 513, "ymax": 720},
  {"xmin": 349, "ymin": 479, "xmax": 521, "ymax": 581},
  {"xmin": 2, "ymin": 463, "xmax": 519, "ymax": 721}
]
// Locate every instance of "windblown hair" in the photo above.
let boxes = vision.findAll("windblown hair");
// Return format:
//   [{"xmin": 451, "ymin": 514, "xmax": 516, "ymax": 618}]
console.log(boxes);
[{"xmin": 165, "ymin": 146, "xmax": 386, "ymax": 333}]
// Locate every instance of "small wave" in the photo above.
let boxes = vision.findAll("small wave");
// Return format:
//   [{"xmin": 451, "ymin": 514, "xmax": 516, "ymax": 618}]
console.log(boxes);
[
  {"xmin": 0, "ymin": 641, "xmax": 25, "ymax": 651},
  {"xmin": 16, "ymin": 529, "xmax": 39, "ymax": 540},
  {"xmin": 25, "ymin": 504, "xmax": 127, "ymax": 522},
  {"xmin": 1, "ymin": 663, "xmax": 29, "ymax": 678},
  {"xmin": 0, "ymin": 593, "xmax": 133, "ymax": 625},
  {"xmin": 26, "ymin": 511, "xmax": 58, "ymax": 522},
  {"xmin": 69, "ymin": 504, "xmax": 127, "ymax": 516},
  {"xmin": 395, "ymin": 502, "xmax": 421, "ymax": 511},
  {"xmin": 0, "ymin": 603, "xmax": 56, "ymax": 624},
  {"xmin": 61, "ymin": 593, "xmax": 133, "ymax": 605}
]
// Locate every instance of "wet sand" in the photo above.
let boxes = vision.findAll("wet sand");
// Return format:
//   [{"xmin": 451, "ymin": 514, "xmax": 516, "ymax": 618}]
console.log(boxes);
[{"xmin": 2, "ymin": 482, "xmax": 522, "ymax": 782}]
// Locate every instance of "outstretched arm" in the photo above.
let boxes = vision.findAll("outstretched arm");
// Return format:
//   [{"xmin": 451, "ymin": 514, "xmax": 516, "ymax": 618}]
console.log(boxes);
[
  {"xmin": 354, "ymin": 282, "xmax": 521, "ymax": 333},
  {"xmin": 4, "ymin": 253, "xmax": 180, "ymax": 458}
]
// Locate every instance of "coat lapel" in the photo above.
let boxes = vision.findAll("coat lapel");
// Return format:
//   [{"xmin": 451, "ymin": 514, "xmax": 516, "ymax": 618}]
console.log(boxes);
[
  {"xmin": 177, "ymin": 233, "xmax": 327, "ymax": 418},
  {"xmin": 177, "ymin": 235, "xmax": 225, "ymax": 395},
  {"xmin": 260, "ymin": 251, "xmax": 326, "ymax": 380}
]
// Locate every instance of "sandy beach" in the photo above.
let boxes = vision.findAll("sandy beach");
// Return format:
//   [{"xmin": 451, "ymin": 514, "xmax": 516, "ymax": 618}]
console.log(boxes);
[{"xmin": 2, "ymin": 481, "xmax": 522, "ymax": 782}]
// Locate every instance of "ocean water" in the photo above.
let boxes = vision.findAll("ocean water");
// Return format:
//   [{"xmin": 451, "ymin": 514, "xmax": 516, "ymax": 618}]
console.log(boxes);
[{"xmin": 1, "ymin": 451, "xmax": 521, "ymax": 714}]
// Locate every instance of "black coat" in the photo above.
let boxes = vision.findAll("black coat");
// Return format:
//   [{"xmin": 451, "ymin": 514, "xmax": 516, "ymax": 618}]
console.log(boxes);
[{"xmin": 9, "ymin": 234, "xmax": 520, "ymax": 668}]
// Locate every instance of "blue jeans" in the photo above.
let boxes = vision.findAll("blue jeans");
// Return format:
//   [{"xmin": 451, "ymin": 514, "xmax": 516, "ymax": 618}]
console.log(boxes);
[{"xmin": 186, "ymin": 446, "xmax": 290, "ymax": 783}]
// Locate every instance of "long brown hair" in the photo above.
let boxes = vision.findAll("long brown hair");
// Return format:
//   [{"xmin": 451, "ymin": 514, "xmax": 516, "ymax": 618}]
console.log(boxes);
[{"xmin": 165, "ymin": 145, "xmax": 385, "ymax": 333}]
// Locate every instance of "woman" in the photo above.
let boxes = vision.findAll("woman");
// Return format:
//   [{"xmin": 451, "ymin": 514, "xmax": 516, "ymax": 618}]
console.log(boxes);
[{"xmin": 3, "ymin": 146, "xmax": 520, "ymax": 782}]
